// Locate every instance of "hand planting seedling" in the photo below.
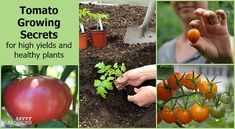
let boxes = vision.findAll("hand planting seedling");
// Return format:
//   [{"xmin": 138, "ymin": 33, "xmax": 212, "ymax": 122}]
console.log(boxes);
[
  {"xmin": 157, "ymin": 71, "xmax": 233, "ymax": 126},
  {"xmin": 187, "ymin": 28, "xmax": 200, "ymax": 44},
  {"xmin": 94, "ymin": 62, "xmax": 126, "ymax": 99}
]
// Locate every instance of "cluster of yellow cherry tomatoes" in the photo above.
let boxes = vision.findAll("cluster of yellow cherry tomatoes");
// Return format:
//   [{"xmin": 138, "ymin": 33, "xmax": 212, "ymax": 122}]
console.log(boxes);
[{"xmin": 157, "ymin": 72, "xmax": 232, "ymax": 125}]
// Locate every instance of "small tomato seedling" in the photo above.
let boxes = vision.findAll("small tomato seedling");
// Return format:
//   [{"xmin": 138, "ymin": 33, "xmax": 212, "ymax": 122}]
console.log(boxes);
[{"xmin": 94, "ymin": 62, "xmax": 126, "ymax": 99}]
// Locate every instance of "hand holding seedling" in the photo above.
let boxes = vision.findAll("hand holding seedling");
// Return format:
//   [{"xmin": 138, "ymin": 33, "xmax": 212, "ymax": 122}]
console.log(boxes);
[
  {"xmin": 128, "ymin": 86, "xmax": 156, "ymax": 107},
  {"xmin": 188, "ymin": 8, "xmax": 233, "ymax": 63},
  {"xmin": 115, "ymin": 65, "xmax": 156, "ymax": 90},
  {"xmin": 115, "ymin": 65, "xmax": 156, "ymax": 107}
]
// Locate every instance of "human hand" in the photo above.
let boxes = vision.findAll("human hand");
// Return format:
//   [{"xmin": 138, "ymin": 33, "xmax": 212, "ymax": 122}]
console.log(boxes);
[
  {"xmin": 189, "ymin": 8, "xmax": 233, "ymax": 63},
  {"xmin": 115, "ymin": 65, "xmax": 156, "ymax": 90},
  {"xmin": 127, "ymin": 86, "xmax": 156, "ymax": 107}
]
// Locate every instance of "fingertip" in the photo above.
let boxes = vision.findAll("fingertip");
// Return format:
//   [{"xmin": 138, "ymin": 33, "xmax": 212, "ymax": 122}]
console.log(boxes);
[
  {"xmin": 127, "ymin": 95, "xmax": 134, "ymax": 102},
  {"xmin": 134, "ymin": 87, "xmax": 141, "ymax": 93}
]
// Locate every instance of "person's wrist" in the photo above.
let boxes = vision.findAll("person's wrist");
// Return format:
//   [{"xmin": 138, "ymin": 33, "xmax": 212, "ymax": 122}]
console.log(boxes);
[{"xmin": 148, "ymin": 87, "xmax": 156, "ymax": 103}]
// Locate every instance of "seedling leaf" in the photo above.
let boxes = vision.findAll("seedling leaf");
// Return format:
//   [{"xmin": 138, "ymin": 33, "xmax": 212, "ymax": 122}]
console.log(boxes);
[
  {"xmin": 94, "ymin": 79, "xmax": 101, "ymax": 87},
  {"xmin": 96, "ymin": 86, "xmax": 107, "ymax": 99},
  {"xmin": 121, "ymin": 63, "xmax": 126, "ymax": 72},
  {"xmin": 95, "ymin": 62, "xmax": 105, "ymax": 69},
  {"xmin": 107, "ymin": 77, "xmax": 115, "ymax": 81},
  {"xmin": 103, "ymin": 80, "xmax": 113, "ymax": 90},
  {"xmin": 113, "ymin": 63, "xmax": 118, "ymax": 69},
  {"xmin": 105, "ymin": 65, "xmax": 111, "ymax": 70},
  {"xmin": 115, "ymin": 69, "xmax": 123, "ymax": 77},
  {"xmin": 100, "ymin": 75, "xmax": 106, "ymax": 80}
]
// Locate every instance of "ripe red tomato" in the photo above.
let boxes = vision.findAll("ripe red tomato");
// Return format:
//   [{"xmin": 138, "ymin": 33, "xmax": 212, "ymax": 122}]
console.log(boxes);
[
  {"xmin": 187, "ymin": 28, "xmax": 200, "ymax": 44},
  {"xmin": 190, "ymin": 103, "xmax": 209, "ymax": 123},
  {"xmin": 183, "ymin": 72, "xmax": 201, "ymax": 90},
  {"xmin": 157, "ymin": 112, "xmax": 162, "ymax": 124},
  {"xmin": 161, "ymin": 106, "xmax": 177, "ymax": 124},
  {"xmin": 157, "ymin": 81, "xmax": 176, "ymax": 101},
  {"xmin": 3, "ymin": 76, "xmax": 72, "ymax": 124},
  {"xmin": 175, "ymin": 107, "xmax": 192, "ymax": 124},
  {"xmin": 199, "ymin": 81, "xmax": 217, "ymax": 99},
  {"xmin": 167, "ymin": 72, "xmax": 183, "ymax": 90}
]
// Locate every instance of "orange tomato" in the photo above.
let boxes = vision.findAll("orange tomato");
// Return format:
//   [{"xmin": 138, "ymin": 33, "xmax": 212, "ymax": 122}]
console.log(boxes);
[
  {"xmin": 167, "ymin": 72, "xmax": 183, "ymax": 90},
  {"xmin": 183, "ymin": 72, "xmax": 201, "ymax": 90},
  {"xmin": 157, "ymin": 81, "xmax": 176, "ymax": 101},
  {"xmin": 175, "ymin": 107, "xmax": 192, "ymax": 124},
  {"xmin": 187, "ymin": 28, "xmax": 200, "ymax": 44},
  {"xmin": 161, "ymin": 106, "xmax": 177, "ymax": 124},
  {"xmin": 190, "ymin": 103, "xmax": 209, "ymax": 123},
  {"xmin": 157, "ymin": 112, "xmax": 162, "ymax": 124},
  {"xmin": 199, "ymin": 81, "xmax": 217, "ymax": 99}
]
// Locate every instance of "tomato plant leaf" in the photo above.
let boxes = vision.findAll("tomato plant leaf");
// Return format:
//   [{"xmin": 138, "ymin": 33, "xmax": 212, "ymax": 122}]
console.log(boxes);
[
  {"xmin": 108, "ymin": 69, "xmax": 116, "ymax": 76},
  {"xmin": 121, "ymin": 63, "xmax": 126, "ymax": 72},
  {"xmin": 95, "ymin": 62, "xmax": 105, "ymax": 69},
  {"xmin": 98, "ymin": 69, "xmax": 106, "ymax": 73},
  {"xmin": 96, "ymin": 86, "xmax": 107, "ymax": 99},
  {"xmin": 105, "ymin": 65, "xmax": 111, "ymax": 70},
  {"xmin": 100, "ymin": 75, "xmax": 106, "ymax": 80},
  {"xmin": 103, "ymin": 80, "xmax": 113, "ymax": 90},
  {"xmin": 115, "ymin": 69, "xmax": 123, "ymax": 77},
  {"xmin": 39, "ymin": 65, "xmax": 48, "ymax": 76},
  {"xmin": 113, "ymin": 62, "xmax": 118, "ymax": 69},
  {"xmin": 2, "ymin": 72, "xmax": 19, "ymax": 93},
  {"xmin": 94, "ymin": 80, "xmax": 101, "ymax": 87},
  {"xmin": 60, "ymin": 66, "xmax": 77, "ymax": 81},
  {"xmin": 107, "ymin": 77, "xmax": 115, "ymax": 81}
]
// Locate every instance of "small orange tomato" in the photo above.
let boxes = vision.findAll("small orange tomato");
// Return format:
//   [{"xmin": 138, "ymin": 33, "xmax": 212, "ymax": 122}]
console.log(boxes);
[
  {"xmin": 157, "ymin": 112, "xmax": 162, "ymax": 124},
  {"xmin": 167, "ymin": 72, "xmax": 183, "ymax": 90},
  {"xmin": 187, "ymin": 28, "xmax": 200, "ymax": 44},
  {"xmin": 157, "ymin": 81, "xmax": 176, "ymax": 101},
  {"xmin": 183, "ymin": 72, "xmax": 201, "ymax": 90},
  {"xmin": 161, "ymin": 106, "xmax": 177, "ymax": 124},
  {"xmin": 175, "ymin": 107, "xmax": 192, "ymax": 124},
  {"xmin": 199, "ymin": 81, "xmax": 217, "ymax": 99},
  {"xmin": 190, "ymin": 103, "xmax": 209, "ymax": 123}
]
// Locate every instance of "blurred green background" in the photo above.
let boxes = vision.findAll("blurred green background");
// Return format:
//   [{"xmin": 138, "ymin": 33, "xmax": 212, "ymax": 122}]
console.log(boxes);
[{"xmin": 157, "ymin": 1, "xmax": 234, "ymax": 49}]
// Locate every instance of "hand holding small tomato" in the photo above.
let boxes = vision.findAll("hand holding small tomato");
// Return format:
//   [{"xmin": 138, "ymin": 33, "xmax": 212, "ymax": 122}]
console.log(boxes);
[
  {"xmin": 115, "ymin": 65, "xmax": 156, "ymax": 90},
  {"xmin": 127, "ymin": 86, "xmax": 156, "ymax": 107},
  {"xmin": 189, "ymin": 8, "xmax": 233, "ymax": 63}
]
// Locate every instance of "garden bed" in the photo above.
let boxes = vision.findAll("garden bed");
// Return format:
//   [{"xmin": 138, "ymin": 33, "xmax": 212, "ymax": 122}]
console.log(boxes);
[{"xmin": 79, "ymin": 3, "xmax": 156, "ymax": 128}]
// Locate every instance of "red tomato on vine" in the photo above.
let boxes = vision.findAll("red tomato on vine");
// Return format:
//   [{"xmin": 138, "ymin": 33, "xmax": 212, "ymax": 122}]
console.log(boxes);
[{"xmin": 157, "ymin": 81, "xmax": 176, "ymax": 101}]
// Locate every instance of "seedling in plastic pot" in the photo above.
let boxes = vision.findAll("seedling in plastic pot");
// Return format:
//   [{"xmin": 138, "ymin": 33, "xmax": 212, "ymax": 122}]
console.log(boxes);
[
  {"xmin": 90, "ymin": 13, "xmax": 109, "ymax": 30},
  {"xmin": 94, "ymin": 62, "xmax": 126, "ymax": 99},
  {"xmin": 79, "ymin": 8, "xmax": 91, "ymax": 33}
]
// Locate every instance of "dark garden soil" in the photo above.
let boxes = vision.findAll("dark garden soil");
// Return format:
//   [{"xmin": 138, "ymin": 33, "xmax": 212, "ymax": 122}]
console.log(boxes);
[{"xmin": 79, "ymin": 3, "xmax": 156, "ymax": 128}]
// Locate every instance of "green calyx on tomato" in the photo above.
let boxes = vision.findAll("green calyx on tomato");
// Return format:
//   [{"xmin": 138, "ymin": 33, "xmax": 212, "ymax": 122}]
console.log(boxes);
[
  {"xmin": 3, "ymin": 76, "xmax": 72, "ymax": 124},
  {"xmin": 209, "ymin": 104, "xmax": 226, "ymax": 119},
  {"xmin": 220, "ymin": 94, "xmax": 232, "ymax": 104}
]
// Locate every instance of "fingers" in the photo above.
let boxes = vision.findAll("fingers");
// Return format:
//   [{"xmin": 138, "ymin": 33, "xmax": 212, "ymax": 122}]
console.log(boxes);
[
  {"xmin": 189, "ymin": 20, "xmax": 203, "ymax": 32},
  {"xmin": 190, "ymin": 39, "xmax": 207, "ymax": 56},
  {"xmin": 115, "ymin": 73, "xmax": 129, "ymax": 90},
  {"xmin": 134, "ymin": 87, "xmax": 141, "ymax": 93},
  {"xmin": 216, "ymin": 9, "xmax": 227, "ymax": 26},
  {"xmin": 194, "ymin": 8, "xmax": 224, "ymax": 26}
]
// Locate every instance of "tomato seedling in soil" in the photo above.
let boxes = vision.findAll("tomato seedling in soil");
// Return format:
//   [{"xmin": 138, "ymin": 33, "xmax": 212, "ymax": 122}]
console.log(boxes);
[{"xmin": 94, "ymin": 62, "xmax": 126, "ymax": 99}]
